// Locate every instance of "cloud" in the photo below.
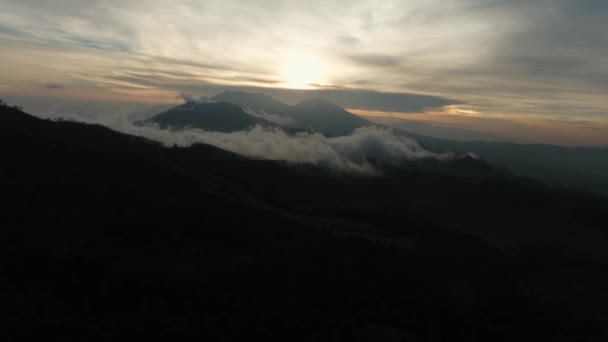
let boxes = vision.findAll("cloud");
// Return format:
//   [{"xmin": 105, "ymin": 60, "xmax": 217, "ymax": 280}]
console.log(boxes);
[
  {"xmin": 262, "ymin": 88, "xmax": 461, "ymax": 113},
  {"xmin": 50, "ymin": 111, "xmax": 452, "ymax": 174},
  {"xmin": 329, "ymin": 126, "xmax": 445, "ymax": 163},
  {"xmin": 101, "ymin": 73, "xmax": 460, "ymax": 113},
  {"xmin": 242, "ymin": 108, "xmax": 297, "ymax": 127},
  {"xmin": 43, "ymin": 83, "xmax": 66, "ymax": 89},
  {"xmin": 3, "ymin": 94, "xmax": 172, "ymax": 121},
  {"xmin": 335, "ymin": 34, "xmax": 361, "ymax": 47},
  {"xmin": 178, "ymin": 92, "xmax": 213, "ymax": 104},
  {"xmin": 177, "ymin": 92, "xmax": 197, "ymax": 103},
  {"xmin": 344, "ymin": 53, "xmax": 401, "ymax": 68}
]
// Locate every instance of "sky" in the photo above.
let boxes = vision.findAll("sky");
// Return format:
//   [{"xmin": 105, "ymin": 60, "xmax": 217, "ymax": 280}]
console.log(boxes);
[{"xmin": 0, "ymin": 0, "xmax": 607, "ymax": 146}]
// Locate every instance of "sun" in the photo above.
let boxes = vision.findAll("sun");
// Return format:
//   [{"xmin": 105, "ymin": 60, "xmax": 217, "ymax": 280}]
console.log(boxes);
[{"xmin": 281, "ymin": 53, "xmax": 325, "ymax": 89}]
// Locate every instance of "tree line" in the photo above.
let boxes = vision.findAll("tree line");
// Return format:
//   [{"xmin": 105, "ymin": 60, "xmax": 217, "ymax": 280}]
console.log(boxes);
[{"xmin": 0, "ymin": 99, "xmax": 23, "ymax": 111}]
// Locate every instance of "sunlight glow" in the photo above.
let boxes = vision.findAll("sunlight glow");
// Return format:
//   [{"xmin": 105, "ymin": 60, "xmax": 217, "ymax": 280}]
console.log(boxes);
[{"xmin": 281, "ymin": 53, "xmax": 325, "ymax": 89}]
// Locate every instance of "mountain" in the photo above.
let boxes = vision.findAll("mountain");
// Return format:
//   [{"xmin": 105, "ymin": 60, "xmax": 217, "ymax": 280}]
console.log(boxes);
[
  {"xmin": 3, "ymin": 102, "xmax": 608, "ymax": 341},
  {"xmin": 212, "ymin": 91, "xmax": 292, "ymax": 114},
  {"xmin": 213, "ymin": 91, "xmax": 372, "ymax": 135},
  {"xmin": 409, "ymin": 134, "xmax": 608, "ymax": 197},
  {"xmin": 142, "ymin": 92, "xmax": 608, "ymax": 197},
  {"xmin": 140, "ymin": 101, "xmax": 277, "ymax": 132},
  {"xmin": 385, "ymin": 119, "xmax": 507, "ymax": 142},
  {"xmin": 210, "ymin": 91, "xmax": 608, "ymax": 196},
  {"xmin": 289, "ymin": 98, "xmax": 371, "ymax": 136}
]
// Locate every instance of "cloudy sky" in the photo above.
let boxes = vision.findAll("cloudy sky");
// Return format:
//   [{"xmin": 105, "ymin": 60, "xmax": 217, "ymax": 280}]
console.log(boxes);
[{"xmin": 0, "ymin": 0, "xmax": 607, "ymax": 145}]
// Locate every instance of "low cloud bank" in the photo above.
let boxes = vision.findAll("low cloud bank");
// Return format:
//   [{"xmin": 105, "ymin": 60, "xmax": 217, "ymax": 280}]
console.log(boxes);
[{"xmin": 51, "ymin": 112, "xmax": 453, "ymax": 174}]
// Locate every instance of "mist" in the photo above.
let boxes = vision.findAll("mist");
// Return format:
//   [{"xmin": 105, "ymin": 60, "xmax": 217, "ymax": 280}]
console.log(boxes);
[
  {"xmin": 51, "ymin": 112, "xmax": 452, "ymax": 174},
  {"xmin": 242, "ymin": 108, "xmax": 298, "ymax": 127}
]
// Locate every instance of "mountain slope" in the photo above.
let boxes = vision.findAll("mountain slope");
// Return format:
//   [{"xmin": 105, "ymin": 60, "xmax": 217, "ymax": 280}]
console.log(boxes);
[
  {"xmin": 140, "ymin": 101, "xmax": 277, "ymax": 132},
  {"xmin": 213, "ymin": 91, "xmax": 372, "ymax": 135},
  {"xmin": 3, "ymin": 104, "xmax": 608, "ymax": 341},
  {"xmin": 147, "ymin": 91, "xmax": 608, "ymax": 197},
  {"xmin": 212, "ymin": 91, "xmax": 292, "ymax": 114},
  {"xmin": 289, "ymin": 98, "xmax": 372, "ymax": 136},
  {"xmin": 409, "ymin": 133, "xmax": 608, "ymax": 196}
]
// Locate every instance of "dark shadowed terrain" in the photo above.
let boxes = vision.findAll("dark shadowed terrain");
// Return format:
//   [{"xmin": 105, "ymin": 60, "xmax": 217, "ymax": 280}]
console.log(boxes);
[{"xmin": 2, "ymin": 103, "xmax": 608, "ymax": 341}]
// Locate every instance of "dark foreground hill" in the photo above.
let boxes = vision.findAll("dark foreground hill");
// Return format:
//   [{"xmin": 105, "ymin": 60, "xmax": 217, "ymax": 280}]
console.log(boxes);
[{"xmin": 2, "ymin": 104, "xmax": 608, "ymax": 341}]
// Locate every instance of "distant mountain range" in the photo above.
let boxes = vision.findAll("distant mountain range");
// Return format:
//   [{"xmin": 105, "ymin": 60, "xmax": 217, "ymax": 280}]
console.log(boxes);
[
  {"xmin": 142, "ymin": 91, "xmax": 371, "ymax": 136},
  {"xmin": 141, "ymin": 91, "xmax": 608, "ymax": 197}
]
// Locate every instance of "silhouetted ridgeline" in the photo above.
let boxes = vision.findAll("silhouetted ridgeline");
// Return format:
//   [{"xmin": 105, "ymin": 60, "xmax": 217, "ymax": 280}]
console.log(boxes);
[{"xmin": 2, "ymin": 102, "xmax": 608, "ymax": 341}]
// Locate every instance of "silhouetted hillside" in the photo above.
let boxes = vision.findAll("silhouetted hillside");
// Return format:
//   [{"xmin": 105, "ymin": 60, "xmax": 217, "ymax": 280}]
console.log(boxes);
[{"xmin": 3, "ymin": 103, "xmax": 608, "ymax": 341}]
